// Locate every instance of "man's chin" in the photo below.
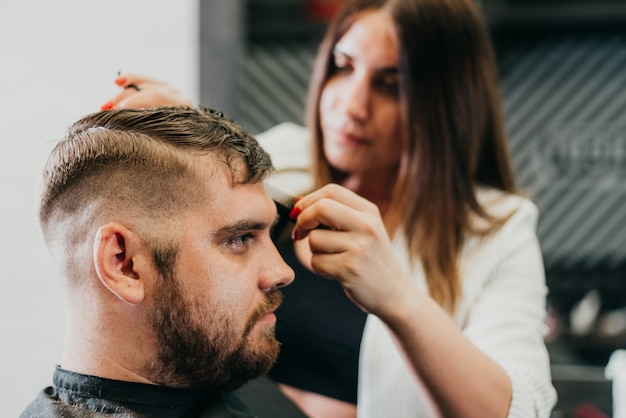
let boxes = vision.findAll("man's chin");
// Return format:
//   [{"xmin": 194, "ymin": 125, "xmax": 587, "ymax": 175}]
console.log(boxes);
[
  {"xmin": 216, "ymin": 335, "xmax": 280, "ymax": 391},
  {"xmin": 218, "ymin": 354, "xmax": 278, "ymax": 392},
  {"xmin": 251, "ymin": 333, "xmax": 280, "ymax": 369}
]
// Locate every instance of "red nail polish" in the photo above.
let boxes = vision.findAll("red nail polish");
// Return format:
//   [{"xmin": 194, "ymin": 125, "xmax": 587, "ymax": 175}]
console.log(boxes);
[
  {"xmin": 289, "ymin": 206, "xmax": 301, "ymax": 220},
  {"xmin": 115, "ymin": 77, "xmax": 126, "ymax": 86},
  {"xmin": 100, "ymin": 101, "xmax": 114, "ymax": 111}
]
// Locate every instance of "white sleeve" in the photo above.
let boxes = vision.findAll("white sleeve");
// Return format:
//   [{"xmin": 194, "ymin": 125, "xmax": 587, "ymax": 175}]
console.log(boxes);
[
  {"xmin": 461, "ymin": 198, "xmax": 558, "ymax": 417},
  {"xmin": 256, "ymin": 122, "xmax": 314, "ymax": 195}
]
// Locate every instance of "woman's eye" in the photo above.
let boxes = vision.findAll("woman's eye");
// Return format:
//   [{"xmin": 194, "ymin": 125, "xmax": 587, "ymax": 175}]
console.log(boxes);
[
  {"xmin": 377, "ymin": 78, "xmax": 399, "ymax": 96},
  {"xmin": 331, "ymin": 56, "xmax": 351, "ymax": 73}
]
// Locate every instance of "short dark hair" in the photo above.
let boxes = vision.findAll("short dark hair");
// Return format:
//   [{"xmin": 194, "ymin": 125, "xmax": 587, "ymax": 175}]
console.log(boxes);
[{"xmin": 39, "ymin": 106, "xmax": 273, "ymax": 240}]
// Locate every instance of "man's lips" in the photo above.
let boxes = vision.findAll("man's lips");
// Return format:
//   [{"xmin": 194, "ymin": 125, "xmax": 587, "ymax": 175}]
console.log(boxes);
[
  {"xmin": 256, "ymin": 310, "xmax": 277, "ymax": 325},
  {"xmin": 256, "ymin": 301, "xmax": 281, "ymax": 323},
  {"xmin": 261, "ymin": 305, "xmax": 278, "ymax": 316},
  {"xmin": 253, "ymin": 290, "xmax": 283, "ymax": 324}
]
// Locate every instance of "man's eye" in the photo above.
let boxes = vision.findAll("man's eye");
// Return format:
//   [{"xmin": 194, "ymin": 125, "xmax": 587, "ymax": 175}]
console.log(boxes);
[{"xmin": 228, "ymin": 233, "xmax": 254, "ymax": 247}]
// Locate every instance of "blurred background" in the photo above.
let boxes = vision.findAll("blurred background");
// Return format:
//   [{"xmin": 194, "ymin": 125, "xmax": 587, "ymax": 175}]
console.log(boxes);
[
  {"xmin": 2, "ymin": 0, "xmax": 625, "ymax": 416},
  {"xmin": 0, "ymin": 1, "xmax": 198, "ymax": 416}
]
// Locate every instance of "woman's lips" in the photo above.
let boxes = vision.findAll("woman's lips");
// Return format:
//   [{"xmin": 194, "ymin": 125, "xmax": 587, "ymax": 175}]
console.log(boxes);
[{"xmin": 329, "ymin": 128, "xmax": 370, "ymax": 147}]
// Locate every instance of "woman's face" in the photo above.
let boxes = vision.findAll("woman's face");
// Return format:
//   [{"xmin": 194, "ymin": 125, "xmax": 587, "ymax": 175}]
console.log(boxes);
[{"xmin": 319, "ymin": 9, "xmax": 406, "ymax": 180}]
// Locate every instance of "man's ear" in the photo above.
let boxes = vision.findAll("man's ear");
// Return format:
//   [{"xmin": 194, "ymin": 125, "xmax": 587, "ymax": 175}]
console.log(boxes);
[{"xmin": 93, "ymin": 222, "xmax": 146, "ymax": 304}]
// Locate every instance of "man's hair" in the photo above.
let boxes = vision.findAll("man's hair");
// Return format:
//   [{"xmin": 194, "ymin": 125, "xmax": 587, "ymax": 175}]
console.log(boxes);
[{"xmin": 39, "ymin": 106, "xmax": 273, "ymax": 241}]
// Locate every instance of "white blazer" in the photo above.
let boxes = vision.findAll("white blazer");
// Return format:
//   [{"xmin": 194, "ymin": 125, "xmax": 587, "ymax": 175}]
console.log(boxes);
[{"xmin": 257, "ymin": 123, "xmax": 557, "ymax": 418}]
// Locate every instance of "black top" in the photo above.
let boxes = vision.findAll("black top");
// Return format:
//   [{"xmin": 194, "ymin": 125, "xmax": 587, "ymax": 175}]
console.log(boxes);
[
  {"xmin": 21, "ymin": 367, "xmax": 306, "ymax": 418},
  {"xmin": 268, "ymin": 230, "xmax": 368, "ymax": 404}
]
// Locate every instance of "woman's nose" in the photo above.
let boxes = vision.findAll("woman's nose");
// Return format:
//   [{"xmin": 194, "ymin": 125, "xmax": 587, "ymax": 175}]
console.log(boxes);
[{"xmin": 343, "ymin": 76, "xmax": 370, "ymax": 121}]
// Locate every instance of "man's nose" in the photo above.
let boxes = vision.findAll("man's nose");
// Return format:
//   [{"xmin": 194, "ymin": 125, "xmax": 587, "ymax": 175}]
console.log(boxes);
[{"xmin": 261, "ymin": 246, "xmax": 295, "ymax": 291}]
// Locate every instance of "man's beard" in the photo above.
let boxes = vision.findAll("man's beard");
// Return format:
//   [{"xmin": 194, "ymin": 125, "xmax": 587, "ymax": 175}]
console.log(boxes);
[{"xmin": 147, "ymin": 244, "xmax": 282, "ymax": 391}]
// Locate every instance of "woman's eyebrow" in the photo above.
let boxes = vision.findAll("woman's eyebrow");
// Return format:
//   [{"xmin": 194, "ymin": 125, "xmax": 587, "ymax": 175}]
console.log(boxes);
[
  {"xmin": 378, "ymin": 67, "xmax": 399, "ymax": 75},
  {"xmin": 332, "ymin": 46, "xmax": 398, "ymax": 74}
]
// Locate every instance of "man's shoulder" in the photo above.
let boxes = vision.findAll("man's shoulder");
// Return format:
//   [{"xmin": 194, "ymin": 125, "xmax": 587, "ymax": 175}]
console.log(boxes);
[
  {"xmin": 20, "ymin": 387, "xmax": 102, "ymax": 418},
  {"xmin": 21, "ymin": 380, "xmax": 307, "ymax": 418},
  {"xmin": 20, "ymin": 385, "xmax": 158, "ymax": 417}
]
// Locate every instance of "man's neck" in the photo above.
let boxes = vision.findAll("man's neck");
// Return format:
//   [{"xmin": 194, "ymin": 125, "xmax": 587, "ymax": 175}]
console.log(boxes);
[
  {"xmin": 62, "ymin": 319, "xmax": 158, "ymax": 385},
  {"xmin": 61, "ymin": 347, "xmax": 157, "ymax": 385}
]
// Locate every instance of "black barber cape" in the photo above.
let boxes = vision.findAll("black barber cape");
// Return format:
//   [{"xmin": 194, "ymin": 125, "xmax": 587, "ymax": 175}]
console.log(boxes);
[{"xmin": 21, "ymin": 367, "xmax": 307, "ymax": 418}]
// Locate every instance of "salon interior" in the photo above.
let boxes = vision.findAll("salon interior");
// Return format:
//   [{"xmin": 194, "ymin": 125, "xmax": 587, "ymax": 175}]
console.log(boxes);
[
  {"xmin": 2, "ymin": 0, "xmax": 625, "ymax": 416},
  {"xmin": 202, "ymin": 0, "xmax": 625, "ymax": 416}
]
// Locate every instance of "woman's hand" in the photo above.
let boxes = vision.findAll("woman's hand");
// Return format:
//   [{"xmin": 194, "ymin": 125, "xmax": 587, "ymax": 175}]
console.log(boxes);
[
  {"xmin": 101, "ymin": 73, "xmax": 193, "ymax": 110},
  {"xmin": 290, "ymin": 184, "xmax": 413, "ymax": 318},
  {"xmin": 293, "ymin": 185, "xmax": 515, "ymax": 418}
]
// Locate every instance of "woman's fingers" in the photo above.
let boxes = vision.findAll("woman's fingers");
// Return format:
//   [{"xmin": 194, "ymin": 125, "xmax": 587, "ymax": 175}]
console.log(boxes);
[
  {"xmin": 101, "ymin": 73, "xmax": 192, "ymax": 110},
  {"xmin": 307, "ymin": 228, "xmax": 349, "ymax": 254},
  {"xmin": 291, "ymin": 184, "xmax": 381, "ymax": 239},
  {"xmin": 306, "ymin": 222, "xmax": 406, "ymax": 315},
  {"xmin": 291, "ymin": 184, "xmax": 410, "ymax": 316},
  {"xmin": 118, "ymin": 87, "xmax": 191, "ymax": 108},
  {"xmin": 292, "ymin": 198, "xmax": 352, "ymax": 237},
  {"xmin": 115, "ymin": 73, "xmax": 161, "ymax": 88},
  {"xmin": 297, "ymin": 183, "xmax": 376, "ymax": 214}
]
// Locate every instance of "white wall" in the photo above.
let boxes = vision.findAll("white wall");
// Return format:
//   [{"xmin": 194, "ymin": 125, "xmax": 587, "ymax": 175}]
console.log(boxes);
[{"xmin": 0, "ymin": 1, "xmax": 199, "ymax": 415}]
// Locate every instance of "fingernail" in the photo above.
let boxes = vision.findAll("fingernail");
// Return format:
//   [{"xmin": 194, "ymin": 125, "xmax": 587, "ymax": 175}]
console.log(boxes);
[
  {"xmin": 291, "ymin": 228, "xmax": 299, "ymax": 241},
  {"xmin": 289, "ymin": 206, "xmax": 301, "ymax": 220},
  {"xmin": 295, "ymin": 195, "xmax": 304, "ymax": 202},
  {"xmin": 100, "ymin": 101, "xmax": 114, "ymax": 111},
  {"xmin": 115, "ymin": 77, "xmax": 126, "ymax": 86}
]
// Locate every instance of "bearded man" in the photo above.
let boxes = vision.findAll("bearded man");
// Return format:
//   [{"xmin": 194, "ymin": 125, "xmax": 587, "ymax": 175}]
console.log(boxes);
[{"xmin": 21, "ymin": 107, "xmax": 305, "ymax": 418}]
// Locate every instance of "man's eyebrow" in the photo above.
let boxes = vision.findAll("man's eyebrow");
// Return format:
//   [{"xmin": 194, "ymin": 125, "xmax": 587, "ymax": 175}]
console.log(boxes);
[{"xmin": 215, "ymin": 220, "xmax": 269, "ymax": 236}]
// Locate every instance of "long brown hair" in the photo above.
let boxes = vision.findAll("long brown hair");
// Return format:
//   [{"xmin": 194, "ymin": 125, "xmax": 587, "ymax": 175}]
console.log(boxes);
[{"xmin": 307, "ymin": 0, "xmax": 516, "ymax": 312}]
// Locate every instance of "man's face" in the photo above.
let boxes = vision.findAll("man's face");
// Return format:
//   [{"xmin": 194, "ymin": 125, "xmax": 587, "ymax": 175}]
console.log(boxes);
[{"xmin": 147, "ymin": 161, "xmax": 294, "ymax": 390}]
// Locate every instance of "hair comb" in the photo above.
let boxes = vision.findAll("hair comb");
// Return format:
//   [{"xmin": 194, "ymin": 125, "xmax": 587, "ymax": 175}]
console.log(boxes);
[{"xmin": 263, "ymin": 182, "xmax": 297, "ymax": 219}]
